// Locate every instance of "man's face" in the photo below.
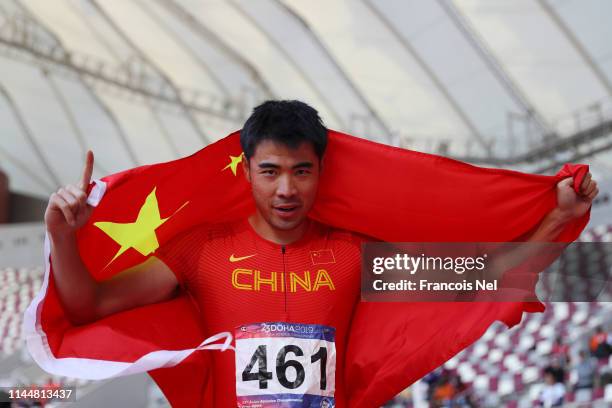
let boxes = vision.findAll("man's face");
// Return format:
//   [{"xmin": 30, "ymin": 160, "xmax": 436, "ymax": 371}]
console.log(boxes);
[
  {"xmin": 544, "ymin": 373, "xmax": 554, "ymax": 385},
  {"xmin": 244, "ymin": 139, "xmax": 321, "ymax": 231}
]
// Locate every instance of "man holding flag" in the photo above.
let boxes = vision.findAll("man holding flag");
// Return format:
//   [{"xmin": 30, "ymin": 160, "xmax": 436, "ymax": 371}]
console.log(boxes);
[{"xmin": 36, "ymin": 100, "xmax": 597, "ymax": 407}]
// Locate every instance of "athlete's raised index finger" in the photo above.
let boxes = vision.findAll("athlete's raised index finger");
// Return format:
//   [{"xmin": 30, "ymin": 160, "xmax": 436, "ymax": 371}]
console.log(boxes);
[{"xmin": 79, "ymin": 150, "xmax": 94, "ymax": 191}]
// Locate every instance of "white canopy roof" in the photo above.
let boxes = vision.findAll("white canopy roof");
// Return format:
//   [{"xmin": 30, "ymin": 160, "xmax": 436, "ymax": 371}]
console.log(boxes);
[{"xmin": 1, "ymin": 0, "xmax": 611, "ymax": 198}]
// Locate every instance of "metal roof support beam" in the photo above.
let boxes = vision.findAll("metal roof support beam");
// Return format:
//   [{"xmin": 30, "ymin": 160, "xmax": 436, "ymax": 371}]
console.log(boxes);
[
  {"xmin": 534, "ymin": 137, "xmax": 612, "ymax": 174},
  {"xmin": 0, "ymin": 11, "xmax": 240, "ymax": 122},
  {"xmin": 364, "ymin": 0, "xmax": 492, "ymax": 156},
  {"xmin": 60, "ymin": 3, "xmax": 187, "ymax": 163},
  {"xmin": 457, "ymin": 119, "xmax": 612, "ymax": 167},
  {"xmin": 277, "ymin": 0, "xmax": 395, "ymax": 143},
  {"xmin": 43, "ymin": 69, "xmax": 111, "ymax": 174},
  {"xmin": 147, "ymin": 101, "xmax": 182, "ymax": 158},
  {"xmin": 228, "ymin": 0, "xmax": 347, "ymax": 130},
  {"xmin": 157, "ymin": 0, "xmax": 276, "ymax": 108},
  {"xmin": 8, "ymin": 2, "xmax": 141, "ymax": 166},
  {"xmin": 133, "ymin": 0, "xmax": 231, "ymax": 100},
  {"xmin": 438, "ymin": 0, "xmax": 552, "ymax": 138},
  {"xmin": 88, "ymin": 0, "xmax": 211, "ymax": 143},
  {"xmin": 537, "ymin": 0, "xmax": 612, "ymax": 97},
  {"xmin": 0, "ymin": 82, "xmax": 61, "ymax": 189},
  {"xmin": 0, "ymin": 143, "xmax": 54, "ymax": 192}
]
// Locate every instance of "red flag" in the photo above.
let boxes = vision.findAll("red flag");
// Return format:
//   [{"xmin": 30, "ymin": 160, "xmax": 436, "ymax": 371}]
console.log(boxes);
[{"xmin": 24, "ymin": 130, "xmax": 589, "ymax": 407}]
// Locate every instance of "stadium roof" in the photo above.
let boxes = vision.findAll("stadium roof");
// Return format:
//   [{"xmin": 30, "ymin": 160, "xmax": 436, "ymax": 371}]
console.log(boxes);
[{"xmin": 1, "ymin": 0, "xmax": 611, "ymax": 198}]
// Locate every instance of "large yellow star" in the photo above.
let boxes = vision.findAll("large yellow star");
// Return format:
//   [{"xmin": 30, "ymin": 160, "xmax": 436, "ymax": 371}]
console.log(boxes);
[
  {"xmin": 222, "ymin": 153, "xmax": 244, "ymax": 176},
  {"xmin": 94, "ymin": 187, "xmax": 188, "ymax": 268}
]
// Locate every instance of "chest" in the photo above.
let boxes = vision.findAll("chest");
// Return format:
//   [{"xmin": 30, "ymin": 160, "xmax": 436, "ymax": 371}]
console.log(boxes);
[{"xmin": 186, "ymin": 239, "xmax": 361, "ymax": 326}]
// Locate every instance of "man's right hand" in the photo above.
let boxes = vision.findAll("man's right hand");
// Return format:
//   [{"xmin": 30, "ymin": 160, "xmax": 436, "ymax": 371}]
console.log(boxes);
[
  {"xmin": 44, "ymin": 150, "xmax": 179, "ymax": 325},
  {"xmin": 45, "ymin": 150, "xmax": 94, "ymax": 236}
]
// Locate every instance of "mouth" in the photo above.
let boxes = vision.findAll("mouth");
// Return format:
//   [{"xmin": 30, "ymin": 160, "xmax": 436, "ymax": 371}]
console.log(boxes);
[{"xmin": 273, "ymin": 204, "xmax": 301, "ymax": 218}]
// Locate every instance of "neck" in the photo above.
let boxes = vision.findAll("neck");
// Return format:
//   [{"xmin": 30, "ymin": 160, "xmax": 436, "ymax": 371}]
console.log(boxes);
[{"xmin": 248, "ymin": 213, "xmax": 310, "ymax": 245}]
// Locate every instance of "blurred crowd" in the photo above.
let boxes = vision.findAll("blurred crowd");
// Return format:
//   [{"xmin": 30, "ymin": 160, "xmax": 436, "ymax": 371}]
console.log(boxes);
[
  {"xmin": 386, "ymin": 368, "xmax": 476, "ymax": 407},
  {"xmin": 385, "ymin": 325, "xmax": 612, "ymax": 407},
  {"xmin": 536, "ymin": 327, "xmax": 612, "ymax": 407}
]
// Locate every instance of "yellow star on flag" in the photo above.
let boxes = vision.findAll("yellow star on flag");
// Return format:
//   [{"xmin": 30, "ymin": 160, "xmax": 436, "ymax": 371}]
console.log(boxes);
[
  {"xmin": 222, "ymin": 153, "xmax": 244, "ymax": 176},
  {"xmin": 94, "ymin": 187, "xmax": 188, "ymax": 268}
]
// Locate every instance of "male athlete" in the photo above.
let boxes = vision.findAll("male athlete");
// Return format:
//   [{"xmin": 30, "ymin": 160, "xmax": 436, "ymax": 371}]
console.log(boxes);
[{"xmin": 45, "ymin": 100, "xmax": 599, "ymax": 407}]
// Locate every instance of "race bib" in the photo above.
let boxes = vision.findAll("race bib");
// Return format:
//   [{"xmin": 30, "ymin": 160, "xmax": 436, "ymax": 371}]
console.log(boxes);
[{"xmin": 235, "ymin": 322, "xmax": 336, "ymax": 408}]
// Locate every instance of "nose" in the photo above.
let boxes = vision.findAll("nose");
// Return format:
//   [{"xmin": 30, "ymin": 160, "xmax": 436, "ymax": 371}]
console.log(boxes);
[{"xmin": 276, "ymin": 174, "xmax": 297, "ymax": 198}]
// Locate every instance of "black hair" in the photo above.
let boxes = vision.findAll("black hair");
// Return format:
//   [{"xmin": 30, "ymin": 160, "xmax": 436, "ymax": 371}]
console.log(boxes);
[{"xmin": 240, "ymin": 100, "xmax": 327, "ymax": 161}]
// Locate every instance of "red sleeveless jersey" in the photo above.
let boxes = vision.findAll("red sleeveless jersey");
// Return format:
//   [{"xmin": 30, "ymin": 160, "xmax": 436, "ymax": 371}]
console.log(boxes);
[{"xmin": 155, "ymin": 217, "xmax": 366, "ymax": 407}]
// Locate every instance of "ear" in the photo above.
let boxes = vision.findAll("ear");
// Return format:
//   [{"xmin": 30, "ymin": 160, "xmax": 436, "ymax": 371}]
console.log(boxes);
[{"xmin": 242, "ymin": 156, "xmax": 251, "ymax": 183}]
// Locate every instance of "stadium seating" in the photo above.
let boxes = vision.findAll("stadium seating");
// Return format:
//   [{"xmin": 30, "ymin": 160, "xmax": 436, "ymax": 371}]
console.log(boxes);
[
  {"xmin": 439, "ymin": 224, "xmax": 612, "ymax": 407},
  {"xmin": 0, "ymin": 266, "xmax": 42, "ymax": 357},
  {"xmin": 0, "ymin": 266, "xmax": 98, "ymax": 399}
]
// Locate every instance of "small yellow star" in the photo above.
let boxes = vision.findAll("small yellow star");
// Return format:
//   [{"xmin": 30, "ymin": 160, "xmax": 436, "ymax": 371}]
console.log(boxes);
[
  {"xmin": 222, "ymin": 153, "xmax": 244, "ymax": 176},
  {"xmin": 94, "ymin": 187, "xmax": 188, "ymax": 268}
]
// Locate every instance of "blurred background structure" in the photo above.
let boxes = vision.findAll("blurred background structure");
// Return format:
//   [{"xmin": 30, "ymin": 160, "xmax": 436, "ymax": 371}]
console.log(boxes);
[{"xmin": 0, "ymin": 0, "xmax": 611, "ymax": 406}]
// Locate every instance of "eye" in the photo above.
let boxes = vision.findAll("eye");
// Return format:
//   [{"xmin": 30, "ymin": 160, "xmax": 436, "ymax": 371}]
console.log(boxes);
[
  {"xmin": 261, "ymin": 169, "xmax": 276, "ymax": 176},
  {"xmin": 295, "ymin": 169, "xmax": 311, "ymax": 176}
]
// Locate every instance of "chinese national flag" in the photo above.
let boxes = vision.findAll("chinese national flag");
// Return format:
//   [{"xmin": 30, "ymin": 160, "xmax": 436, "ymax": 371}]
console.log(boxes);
[{"xmin": 24, "ymin": 130, "xmax": 589, "ymax": 407}]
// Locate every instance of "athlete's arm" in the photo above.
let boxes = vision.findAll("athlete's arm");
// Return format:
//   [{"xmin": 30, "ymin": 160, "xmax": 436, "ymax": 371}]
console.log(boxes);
[
  {"xmin": 46, "ymin": 151, "xmax": 179, "ymax": 326},
  {"xmin": 486, "ymin": 174, "xmax": 598, "ymax": 278}
]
